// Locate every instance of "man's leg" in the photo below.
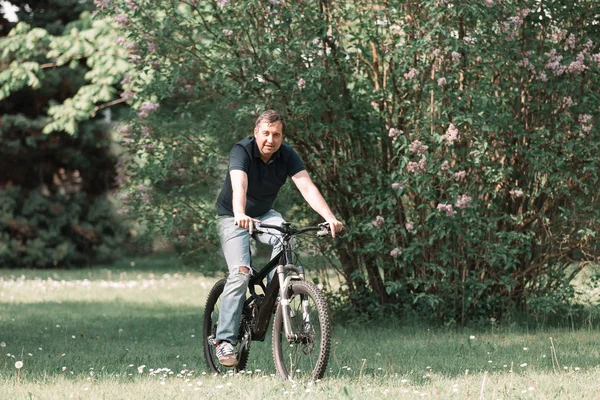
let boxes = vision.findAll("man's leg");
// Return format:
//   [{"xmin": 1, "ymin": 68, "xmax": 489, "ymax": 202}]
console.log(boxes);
[
  {"xmin": 256, "ymin": 210, "xmax": 289, "ymax": 283},
  {"xmin": 215, "ymin": 216, "xmax": 252, "ymax": 366}
]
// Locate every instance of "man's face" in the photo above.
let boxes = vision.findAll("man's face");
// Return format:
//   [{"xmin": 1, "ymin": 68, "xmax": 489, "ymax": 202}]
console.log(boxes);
[{"xmin": 254, "ymin": 121, "xmax": 283, "ymax": 160}]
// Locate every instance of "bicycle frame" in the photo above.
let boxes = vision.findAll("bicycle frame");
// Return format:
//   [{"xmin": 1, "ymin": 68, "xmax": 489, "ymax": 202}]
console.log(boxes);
[{"xmin": 244, "ymin": 224, "xmax": 318, "ymax": 342}]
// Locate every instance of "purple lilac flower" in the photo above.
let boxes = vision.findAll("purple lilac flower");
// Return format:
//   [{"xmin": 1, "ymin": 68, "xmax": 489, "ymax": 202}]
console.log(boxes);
[
  {"xmin": 591, "ymin": 53, "xmax": 600, "ymax": 65},
  {"xmin": 454, "ymin": 170, "xmax": 467, "ymax": 180},
  {"xmin": 372, "ymin": 215, "xmax": 385, "ymax": 229},
  {"xmin": 562, "ymin": 97, "xmax": 574, "ymax": 108},
  {"xmin": 579, "ymin": 114, "xmax": 593, "ymax": 134},
  {"xmin": 119, "ymin": 125, "xmax": 131, "ymax": 135},
  {"xmin": 114, "ymin": 14, "xmax": 129, "ymax": 28},
  {"xmin": 389, "ymin": 128, "xmax": 402, "ymax": 142},
  {"xmin": 410, "ymin": 140, "xmax": 429, "ymax": 154},
  {"xmin": 138, "ymin": 102, "xmax": 160, "ymax": 118},
  {"xmin": 405, "ymin": 223, "xmax": 414, "ymax": 233},
  {"xmin": 567, "ymin": 61, "xmax": 585, "ymax": 74},
  {"xmin": 407, "ymin": 156, "xmax": 427, "ymax": 174},
  {"xmin": 390, "ymin": 247, "xmax": 402, "ymax": 257},
  {"xmin": 432, "ymin": 48, "xmax": 441, "ymax": 58},
  {"xmin": 120, "ymin": 90, "xmax": 134, "ymax": 101},
  {"xmin": 391, "ymin": 182, "xmax": 404, "ymax": 190},
  {"xmin": 418, "ymin": 156, "xmax": 427, "ymax": 172},
  {"xmin": 518, "ymin": 8, "xmax": 531, "ymax": 18},
  {"xmin": 545, "ymin": 49, "xmax": 566, "ymax": 76},
  {"xmin": 440, "ymin": 160, "xmax": 450, "ymax": 171},
  {"xmin": 115, "ymin": 37, "xmax": 127, "ymax": 46},
  {"xmin": 451, "ymin": 52, "xmax": 461, "ymax": 63},
  {"xmin": 485, "ymin": 0, "xmax": 494, "ymax": 6},
  {"xmin": 222, "ymin": 28, "xmax": 233, "ymax": 37},
  {"xmin": 537, "ymin": 71, "xmax": 548, "ymax": 82},
  {"xmin": 455, "ymin": 194, "xmax": 472, "ymax": 209},
  {"xmin": 404, "ymin": 68, "xmax": 420, "ymax": 79},
  {"xmin": 463, "ymin": 36, "xmax": 474, "ymax": 45},
  {"xmin": 567, "ymin": 53, "xmax": 586, "ymax": 74},
  {"xmin": 121, "ymin": 74, "xmax": 132, "ymax": 87},
  {"xmin": 556, "ymin": 29, "xmax": 568, "ymax": 42},
  {"xmin": 297, "ymin": 78, "xmax": 306, "ymax": 89},
  {"xmin": 518, "ymin": 58, "xmax": 536, "ymax": 73},
  {"xmin": 564, "ymin": 33, "xmax": 576, "ymax": 51},
  {"xmin": 437, "ymin": 77, "xmax": 447, "ymax": 87},
  {"xmin": 216, "ymin": 0, "xmax": 230, "ymax": 9},
  {"xmin": 437, "ymin": 203, "xmax": 456, "ymax": 217},
  {"xmin": 510, "ymin": 188, "xmax": 524, "ymax": 198},
  {"xmin": 444, "ymin": 123, "xmax": 459, "ymax": 145},
  {"xmin": 507, "ymin": 16, "xmax": 523, "ymax": 27},
  {"xmin": 94, "ymin": 0, "xmax": 110, "ymax": 10},
  {"xmin": 141, "ymin": 127, "xmax": 151, "ymax": 137}
]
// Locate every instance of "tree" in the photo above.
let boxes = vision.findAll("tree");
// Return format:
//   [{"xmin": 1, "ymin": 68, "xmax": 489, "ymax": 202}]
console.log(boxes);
[
  {"xmin": 0, "ymin": 0, "xmax": 132, "ymax": 267},
  {"xmin": 100, "ymin": 0, "xmax": 599, "ymax": 321}
]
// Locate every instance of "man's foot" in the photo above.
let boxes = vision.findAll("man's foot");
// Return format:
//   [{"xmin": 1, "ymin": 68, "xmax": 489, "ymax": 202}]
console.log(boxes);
[{"xmin": 216, "ymin": 341, "xmax": 238, "ymax": 367}]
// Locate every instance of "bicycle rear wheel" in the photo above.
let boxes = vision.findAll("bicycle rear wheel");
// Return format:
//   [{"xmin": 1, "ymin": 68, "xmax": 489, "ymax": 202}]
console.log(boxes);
[
  {"xmin": 272, "ymin": 281, "xmax": 331, "ymax": 381},
  {"xmin": 202, "ymin": 278, "xmax": 250, "ymax": 374}
]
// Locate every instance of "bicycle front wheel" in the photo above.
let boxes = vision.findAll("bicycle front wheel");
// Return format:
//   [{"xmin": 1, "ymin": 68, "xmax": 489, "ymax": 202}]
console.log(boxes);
[{"xmin": 272, "ymin": 281, "xmax": 331, "ymax": 381}]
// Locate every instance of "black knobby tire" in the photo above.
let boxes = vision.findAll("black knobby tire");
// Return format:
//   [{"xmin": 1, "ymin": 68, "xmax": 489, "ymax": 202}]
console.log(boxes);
[
  {"xmin": 272, "ymin": 281, "xmax": 331, "ymax": 381},
  {"xmin": 202, "ymin": 278, "xmax": 250, "ymax": 374}
]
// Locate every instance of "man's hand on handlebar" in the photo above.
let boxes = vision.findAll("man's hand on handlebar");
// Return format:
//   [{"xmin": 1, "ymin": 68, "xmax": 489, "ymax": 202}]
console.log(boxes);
[
  {"xmin": 324, "ymin": 218, "xmax": 343, "ymax": 238},
  {"xmin": 234, "ymin": 213, "xmax": 261, "ymax": 235}
]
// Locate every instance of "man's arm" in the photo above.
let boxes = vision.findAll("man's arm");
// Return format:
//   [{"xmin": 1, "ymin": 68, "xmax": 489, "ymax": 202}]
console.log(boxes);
[
  {"xmin": 230, "ymin": 170, "xmax": 260, "ymax": 234},
  {"xmin": 291, "ymin": 170, "xmax": 343, "ymax": 237}
]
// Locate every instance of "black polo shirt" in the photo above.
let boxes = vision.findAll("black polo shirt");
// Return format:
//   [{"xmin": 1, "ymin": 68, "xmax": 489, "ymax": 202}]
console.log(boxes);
[{"xmin": 216, "ymin": 137, "xmax": 305, "ymax": 217}]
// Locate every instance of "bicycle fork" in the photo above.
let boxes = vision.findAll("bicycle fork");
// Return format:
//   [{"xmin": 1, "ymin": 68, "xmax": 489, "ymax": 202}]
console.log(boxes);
[{"xmin": 276, "ymin": 263, "xmax": 306, "ymax": 342}]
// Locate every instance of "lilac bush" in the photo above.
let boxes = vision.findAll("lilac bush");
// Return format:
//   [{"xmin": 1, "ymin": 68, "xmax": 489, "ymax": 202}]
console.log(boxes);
[{"xmin": 99, "ymin": 0, "xmax": 600, "ymax": 322}]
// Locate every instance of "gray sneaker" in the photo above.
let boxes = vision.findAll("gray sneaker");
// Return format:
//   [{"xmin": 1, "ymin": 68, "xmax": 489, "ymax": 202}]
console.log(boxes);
[{"xmin": 216, "ymin": 341, "xmax": 238, "ymax": 367}]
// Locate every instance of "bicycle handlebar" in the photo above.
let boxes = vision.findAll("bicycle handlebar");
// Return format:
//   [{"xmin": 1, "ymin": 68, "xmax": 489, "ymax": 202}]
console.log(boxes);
[{"xmin": 255, "ymin": 222, "xmax": 331, "ymax": 237}]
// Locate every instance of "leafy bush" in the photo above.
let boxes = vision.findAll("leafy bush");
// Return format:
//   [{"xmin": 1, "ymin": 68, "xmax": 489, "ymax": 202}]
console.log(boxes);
[
  {"xmin": 100, "ymin": 0, "xmax": 599, "ymax": 322},
  {"xmin": 0, "ymin": 4, "xmax": 132, "ymax": 268},
  {"xmin": 0, "ymin": 187, "xmax": 127, "ymax": 268}
]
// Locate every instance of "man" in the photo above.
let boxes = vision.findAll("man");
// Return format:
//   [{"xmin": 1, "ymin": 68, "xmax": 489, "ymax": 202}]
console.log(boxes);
[{"xmin": 214, "ymin": 110, "xmax": 343, "ymax": 367}]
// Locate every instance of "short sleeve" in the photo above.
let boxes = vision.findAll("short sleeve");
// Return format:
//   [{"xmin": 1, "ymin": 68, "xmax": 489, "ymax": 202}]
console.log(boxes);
[
  {"xmin": 287, "ymin": 148, "xmax": 306, "ymax": 177},
  {"xmin": 228, "ymin": 144, "xmax": 250, "ymax": 173}
]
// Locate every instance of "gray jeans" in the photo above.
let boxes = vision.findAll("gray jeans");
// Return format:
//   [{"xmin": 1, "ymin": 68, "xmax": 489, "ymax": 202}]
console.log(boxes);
[{"xmin": 215, "ymin": 209, "xmax": 286, "ymax": 344}]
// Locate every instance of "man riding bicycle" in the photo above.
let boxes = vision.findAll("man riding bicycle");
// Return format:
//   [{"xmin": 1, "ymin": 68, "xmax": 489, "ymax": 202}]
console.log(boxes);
[{"xmin": 214, "ymin": 110, "xmax": 343, "ymax": 366}]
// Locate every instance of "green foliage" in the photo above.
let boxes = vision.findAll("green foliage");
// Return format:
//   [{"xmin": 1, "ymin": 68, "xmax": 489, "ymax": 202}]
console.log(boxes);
[
  {"xmin": 0, "ymin": 1, "xmax": 133, "ymax": 268},
  {"xmin": 100, "ymin": 0, "xmax": 599, "ymax": 321},
  {"xmin": 0, "ymin": 186, "xmax": 127, "ymax": 268},
  {"xmin": 0, "ymin": 14, "xmax": 131, "ymax": 134}
]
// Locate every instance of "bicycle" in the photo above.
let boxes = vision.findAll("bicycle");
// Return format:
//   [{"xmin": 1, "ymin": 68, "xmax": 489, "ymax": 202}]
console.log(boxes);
[{"xmin": 202, "ymin": 221, "xmax": 332, "ymax": 381}]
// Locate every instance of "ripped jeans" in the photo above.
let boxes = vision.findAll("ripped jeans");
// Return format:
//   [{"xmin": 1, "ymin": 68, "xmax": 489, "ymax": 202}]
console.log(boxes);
[{"xmin": 215, "ymin": 210, "xmax": 286, "ymax": 344}]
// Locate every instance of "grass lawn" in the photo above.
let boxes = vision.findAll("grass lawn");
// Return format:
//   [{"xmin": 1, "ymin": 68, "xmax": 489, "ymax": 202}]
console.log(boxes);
[{"xmin": 1, "ymin": 256, "xmax": 599, "ymax": 399}]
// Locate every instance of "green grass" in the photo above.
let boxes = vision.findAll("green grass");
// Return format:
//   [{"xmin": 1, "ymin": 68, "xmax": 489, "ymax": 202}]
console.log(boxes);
[{"xmin": 1, "ymin": 257, "xmax": 599, "ymax": 399}]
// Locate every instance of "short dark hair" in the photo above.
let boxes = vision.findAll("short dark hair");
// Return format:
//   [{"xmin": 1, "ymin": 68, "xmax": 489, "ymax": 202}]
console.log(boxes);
[{"xmin": 255, "ymin": 110, "xmax": 286, "ymax": 134}]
